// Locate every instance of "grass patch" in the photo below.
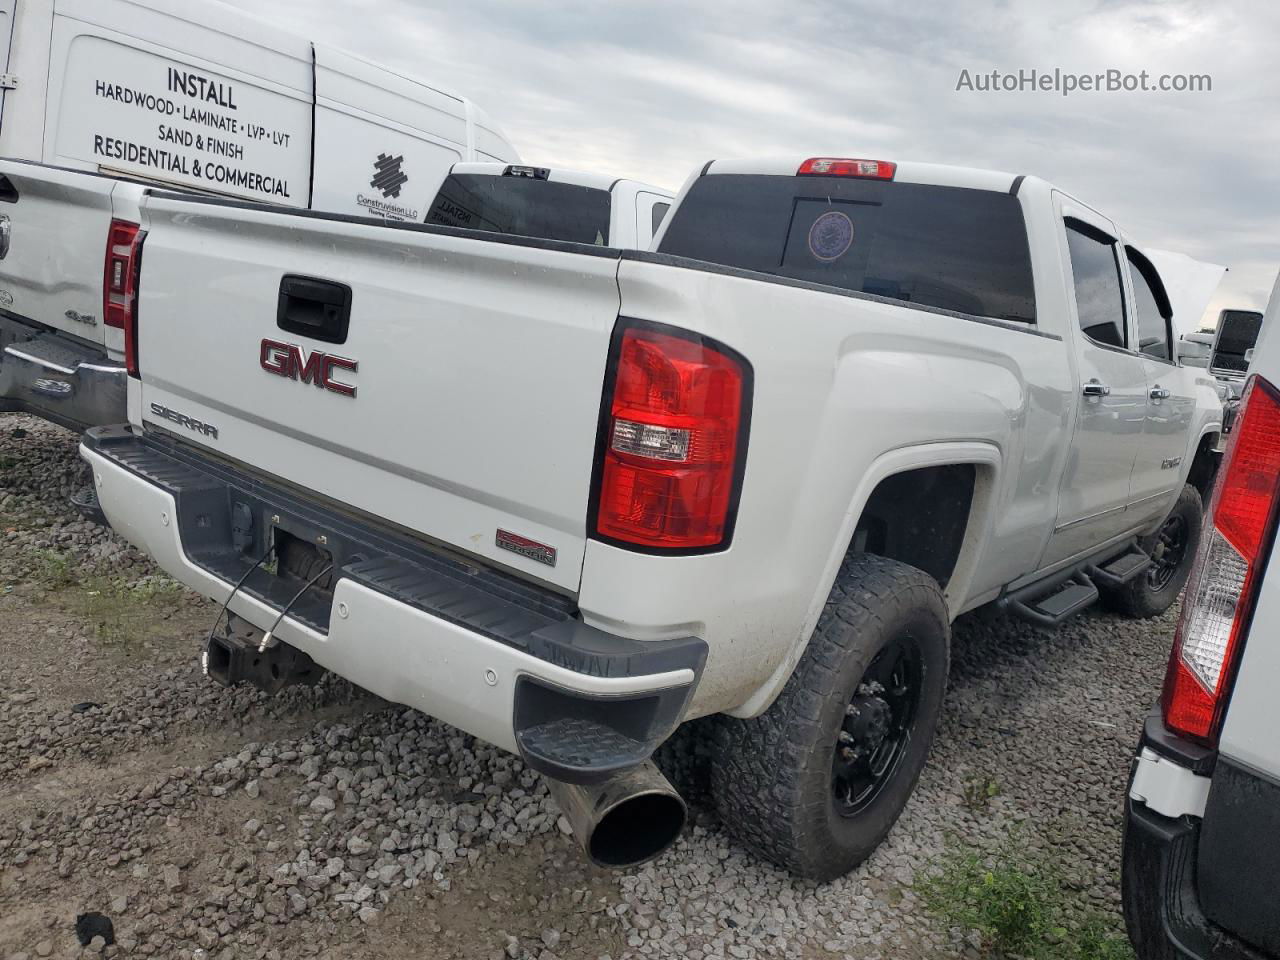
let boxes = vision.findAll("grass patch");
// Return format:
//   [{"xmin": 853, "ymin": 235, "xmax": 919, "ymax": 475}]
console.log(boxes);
[
  {"xmin": 32, "ymin": 548, "xmax": 77, "ymax": 588},
  {"xmin": 71, "ymin": 577, "xmax": 190, "ymax": 646},
  {"xmin": 917, "ymin": 838, "xmax": 1134, "ymax": 960},
  {"xmin": 34, "ymin": 565, "xmax": 194, "ymax": 647},
  {"xmin": 963, "ymin": 774, "xmax": 1002, "ymax": 811}
]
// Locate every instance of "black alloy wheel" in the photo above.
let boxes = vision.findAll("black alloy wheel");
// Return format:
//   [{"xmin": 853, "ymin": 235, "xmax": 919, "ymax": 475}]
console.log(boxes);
[
  {"xmin": 832, "ymin": 638, "xmax": 923, "ymax": 817},
  {"xmin": 1147, "ymin": 514, "xmax": 1188, "ymax": 591}
]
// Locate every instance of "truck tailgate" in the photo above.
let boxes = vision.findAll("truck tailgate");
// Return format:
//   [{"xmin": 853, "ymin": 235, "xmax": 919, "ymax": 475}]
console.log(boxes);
[
  {"xmin": 0, "ymin": 160, "xmax": 118, "ymax": 341},
  {"xmin": 134, "ymin": 195, "xmax": 623, "ymax": 592}
]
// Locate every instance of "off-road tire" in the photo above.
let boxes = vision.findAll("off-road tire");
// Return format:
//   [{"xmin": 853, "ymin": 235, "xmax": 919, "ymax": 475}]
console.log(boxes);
[
  {"xmin": 709, "ymin": 553, "xmax": 950, "ymax": 880},
  {"xmin": 1102, "ymin": 483, "xmax": 1203, "ymax": 619}
]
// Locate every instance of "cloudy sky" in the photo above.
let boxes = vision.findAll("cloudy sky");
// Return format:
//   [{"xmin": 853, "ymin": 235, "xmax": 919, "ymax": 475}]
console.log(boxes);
[{"xmin": 225, "ymin": 0, "xmax": 1277, "ymax": 329}]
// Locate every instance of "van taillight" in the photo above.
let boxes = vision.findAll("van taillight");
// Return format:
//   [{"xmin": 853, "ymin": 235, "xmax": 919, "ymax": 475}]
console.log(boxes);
[
  {"xmin": 104, "ymin": 219, "xmax": 145, "ymax": 376},
  {"xmin": 1162, "ymin": 375, "xmax": 1280, "ymax": 745},
  {"xmin": 593, "ymin": 322, "xmax": 750, "ymax": 551}
]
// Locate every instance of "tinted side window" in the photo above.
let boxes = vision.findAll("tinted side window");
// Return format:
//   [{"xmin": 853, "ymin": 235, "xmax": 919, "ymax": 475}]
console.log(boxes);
[
  {"xmin": 658, "ymin": 176, "xmax": 1037, "ymax": 323},
  {"xmin": 1065, "ymin": 221, "xmax": 1126, "ymax": 349},
  {"xmin": 651, "ymin": 202, "xmax": 671, "ymax": 236},
  {"xmin": 427, "ymin": 174, "xmax": 611, "ymax": 245},
  {"xmin": 1127, "ymin": 250, "xmax": 1172, "ymax": 361}
]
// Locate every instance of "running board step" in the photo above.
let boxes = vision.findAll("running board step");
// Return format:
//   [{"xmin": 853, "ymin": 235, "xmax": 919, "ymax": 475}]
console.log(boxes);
[
  {"xmin": 1085, "ymin": 549, "xmax": 1151, "ymax": 589},
  {"xmin": 1005, "ymin": 575, "xmax": 1100, "ymax": 628}
]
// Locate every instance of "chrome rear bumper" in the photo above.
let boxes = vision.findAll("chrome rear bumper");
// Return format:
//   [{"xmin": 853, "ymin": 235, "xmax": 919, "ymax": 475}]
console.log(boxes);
[{"xmin": 0, "ymin": 319, "xmax": 126, "ymax": 430}]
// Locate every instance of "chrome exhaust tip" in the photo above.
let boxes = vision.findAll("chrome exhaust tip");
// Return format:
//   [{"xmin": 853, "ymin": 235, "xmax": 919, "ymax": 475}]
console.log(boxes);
[{"xmin": 546, "ymin": 761, "xmax": 687, "ymax": 869}]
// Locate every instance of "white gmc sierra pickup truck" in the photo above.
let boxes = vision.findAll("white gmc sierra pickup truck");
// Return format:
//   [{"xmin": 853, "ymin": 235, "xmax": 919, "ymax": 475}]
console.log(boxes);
[{"xmin": 80, "ymin": 155, "xmax": 1224, "ymax": 879}]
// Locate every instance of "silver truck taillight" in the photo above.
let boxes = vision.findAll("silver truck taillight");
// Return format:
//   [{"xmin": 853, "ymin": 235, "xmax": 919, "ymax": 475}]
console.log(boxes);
[{"xmin": 103, "ymin": 219, "xmax": 146, "ymax": 377}]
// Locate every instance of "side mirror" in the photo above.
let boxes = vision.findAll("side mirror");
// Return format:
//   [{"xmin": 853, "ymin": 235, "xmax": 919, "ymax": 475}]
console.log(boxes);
[{"xmin": 1175, "ymin": 338, "xmax": 1211, "ymax": 367}]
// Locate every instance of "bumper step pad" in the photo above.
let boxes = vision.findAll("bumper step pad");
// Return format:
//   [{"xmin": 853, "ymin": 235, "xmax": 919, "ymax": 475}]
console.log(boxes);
[
  {"xmin": 69, "ymin": 484, "xmax": 108, "ymax": 527},
  {"xmin": 517, "ymin": 718, "xmax": 652, "ymax": 782}
]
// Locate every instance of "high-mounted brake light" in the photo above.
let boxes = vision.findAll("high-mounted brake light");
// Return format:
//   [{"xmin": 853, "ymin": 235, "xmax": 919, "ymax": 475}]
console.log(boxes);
[
  {"xmin": 797, "ymin": 158, "xmax": 897, "ymax": 180},
  {"xmin": 103, "ymin": 219, "xmax": 146, "ymax": 377},
  {"xmin": 1162, "ymin": 375, "xmax": 1280, "ymax": 744},
  {"xmin": 593, "ymin": 323, "xmax": 750, "ymax": 551},
  {"xmin": 504, "ymin": 165, "xmax": 550, "ymax": 180}
]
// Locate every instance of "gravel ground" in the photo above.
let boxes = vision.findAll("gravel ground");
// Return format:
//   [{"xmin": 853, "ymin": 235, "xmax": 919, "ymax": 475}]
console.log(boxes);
[{"xmin": 0, "ymin": 414, "xmax": 1169, "ymax": 960}]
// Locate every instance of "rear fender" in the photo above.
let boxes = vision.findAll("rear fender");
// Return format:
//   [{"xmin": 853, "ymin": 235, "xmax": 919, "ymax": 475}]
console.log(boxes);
[{"xmin": 729, "ymin": 441, "xmax": 1001, "ymax": 719}]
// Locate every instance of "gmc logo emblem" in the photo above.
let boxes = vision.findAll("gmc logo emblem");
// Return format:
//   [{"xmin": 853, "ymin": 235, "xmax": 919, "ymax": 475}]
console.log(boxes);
[{"xmin": 260, "ymin": 339, "xmax": 358, "ymax": 398}]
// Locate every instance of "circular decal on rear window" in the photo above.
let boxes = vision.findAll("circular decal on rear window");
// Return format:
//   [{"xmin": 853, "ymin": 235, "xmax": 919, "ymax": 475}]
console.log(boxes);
[{"xmin": 808, "ymin": 210, "xmax": 854, "ymax": 262}]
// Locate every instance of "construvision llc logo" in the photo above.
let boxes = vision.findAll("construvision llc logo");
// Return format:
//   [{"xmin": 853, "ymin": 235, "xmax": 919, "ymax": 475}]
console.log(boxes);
[
  {"xmin": 370, "ymin": 153, "xmax": 408, "ymax": 198},
  {"xmin": 356, "ymin": 152, "xmax": 419, "ymax": 221}
]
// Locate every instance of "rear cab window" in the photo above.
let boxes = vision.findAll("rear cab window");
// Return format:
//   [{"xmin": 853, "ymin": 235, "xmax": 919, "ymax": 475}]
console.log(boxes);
[
  {"xmin": 656, "ymin": 174, "xmax": 1037, "ymax": 324},
  {"xmin": 651, "ymin": 202, "xmax": 671, "ymax": 236},
  {"xmin": 427, "ymin": 173, "xmax": 612, "ymax": 245}
]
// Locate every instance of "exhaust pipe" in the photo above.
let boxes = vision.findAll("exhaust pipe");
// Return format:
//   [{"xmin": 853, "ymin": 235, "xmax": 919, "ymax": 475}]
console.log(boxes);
[{"xmin": 546, "ymin": 761, "xmax": 687, "ymax": 869}]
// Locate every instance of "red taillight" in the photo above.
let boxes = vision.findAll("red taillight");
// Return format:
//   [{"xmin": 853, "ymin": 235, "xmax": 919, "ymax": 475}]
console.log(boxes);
[
  {"xmin": 104, "ymin": 219, "xmax": 145, "ymax": 377},
  {"xmin": 1162, "ymin": 375, "xmax": 1280, "ymax": 744},
  {"xmin": 593, "ymin": 323, "xmax": 750, "ymax": 551},
  {"xmin": 797, "ymin": 157, "xmax": 896, "ymax": 180}
]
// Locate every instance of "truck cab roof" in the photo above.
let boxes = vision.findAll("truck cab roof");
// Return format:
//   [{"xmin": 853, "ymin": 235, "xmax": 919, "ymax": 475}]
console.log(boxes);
[
  {"xmin": 699, "ymin": 155, "xmax": 1021, "ymax": 192},
  {"xmin": 444, "ymin": 162, "xmax": 669, "ymax": 197},
  {"xmin": 661, "ymin": 155, "xmax": 1224, "ymax": 336}
]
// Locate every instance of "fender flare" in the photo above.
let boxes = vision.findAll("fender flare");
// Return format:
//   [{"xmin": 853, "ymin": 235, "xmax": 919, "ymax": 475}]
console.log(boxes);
[
  {"xmin": 1185, "ymin": 419, "xmax": 1224, "ymax": 477},
  {"xmin": 1197, "ymin": 421, "xmax": 1224, "ymax": 444},
  {"xmin": 728, "ymin": 440, "xmax": 1003, "ymax": 719}
]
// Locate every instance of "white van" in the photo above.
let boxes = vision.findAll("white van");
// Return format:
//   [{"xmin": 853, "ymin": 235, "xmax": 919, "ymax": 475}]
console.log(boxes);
[
  {"xmin": 0, "ymin": 0, "xmax": 518, "ymax": 435},
  {"xmin": 1122, "ymin": 273, "xmax": 1280, "ymax": 960},
  {"xmin": 0, "ymin": 0, "xmax": 518, "ymax": 218}
]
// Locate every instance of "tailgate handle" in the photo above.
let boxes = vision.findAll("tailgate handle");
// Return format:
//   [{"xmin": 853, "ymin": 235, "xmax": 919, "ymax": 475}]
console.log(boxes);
[{"xmin": 277, "ymin": 275, "xmax": 352, "ymax": 345}]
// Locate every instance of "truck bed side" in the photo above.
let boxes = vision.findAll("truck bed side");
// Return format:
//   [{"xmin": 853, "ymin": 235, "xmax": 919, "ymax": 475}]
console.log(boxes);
[
  {"xmin": 0, "ymin": 159, "xmax": 142, "ymax": 428},
  {"xmin": 579, "ymin": 251, "xmax": 1074, "ymax": 713},
  {"xmin": 0, "ymin": 158, "xmax": 124, "ymax": 348}
]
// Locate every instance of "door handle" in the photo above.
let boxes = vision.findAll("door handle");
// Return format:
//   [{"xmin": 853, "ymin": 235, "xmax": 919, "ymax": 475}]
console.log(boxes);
[
  {"xmin": 1149, "ymin": 386, "xmax": 1171, "ymax": 401},
  {"xmin": 277, "ymin": 275, "xmax": 353, "ymax": 345},
  {"xmin": 1082, "ymin": 380, "xmax": 1111, "ymax": 398}
]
